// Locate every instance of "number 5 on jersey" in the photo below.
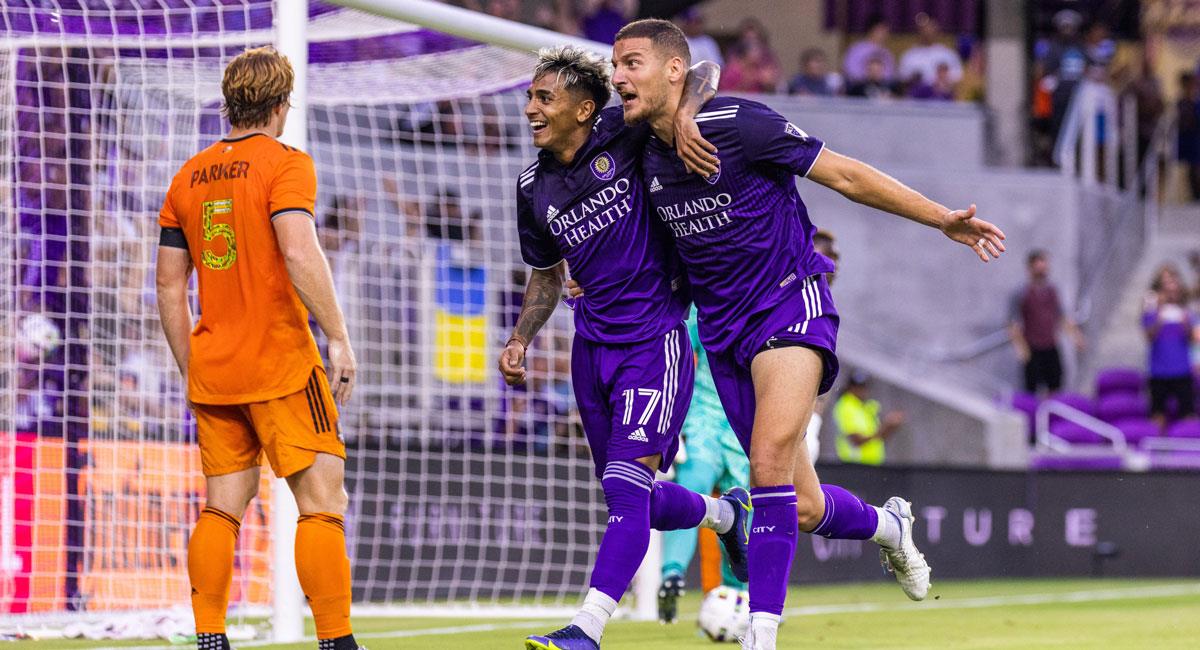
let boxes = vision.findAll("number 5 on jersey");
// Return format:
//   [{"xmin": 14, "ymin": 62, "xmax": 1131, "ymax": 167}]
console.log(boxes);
[{"xmin": 201, "ymin": 198, "xmax": 236, "ymax": 270}]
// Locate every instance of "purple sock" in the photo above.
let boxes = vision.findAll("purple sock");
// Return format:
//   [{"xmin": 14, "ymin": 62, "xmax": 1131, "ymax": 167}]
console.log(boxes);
[
  {"xmin": 809, "ymin": 484, "xmax": 879, "ymax": 540},
  {"xmin": 747, "ymin": 486, "xmax": 798, "ymax": 616},
  {"xmin": 588, "ymin": 460, "xmax": 654, "ymax": 601},
  {"xmin": 649, "ymin": 481, "xmax": 706, "ymax": 531}
]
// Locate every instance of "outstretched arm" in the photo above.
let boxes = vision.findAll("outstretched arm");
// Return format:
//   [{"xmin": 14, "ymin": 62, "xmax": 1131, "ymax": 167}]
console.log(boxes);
[
  {"xmin": 807, "ymin": 149, "xmax": 1006, "ymax": 262},
  {"xmin": 674, "ymin": 61, "xmax": 722, "ymax": 177},
  {"xmin": 499, "ymin": 262, "xmax": 566, "ymax": 386}
]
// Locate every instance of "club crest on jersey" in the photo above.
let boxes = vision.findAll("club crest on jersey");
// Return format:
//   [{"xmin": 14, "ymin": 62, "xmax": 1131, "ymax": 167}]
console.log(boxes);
[
  {"xmin": 705, "ymin": 165, "xmax": 721, "ymax": 185},
  {"xmin": 785, "ymin": 122, "xmax": 808, "ymax": 138},
  {"xmin": 591, "ymin": 152, "xmax": 615, "ymax": 181}
]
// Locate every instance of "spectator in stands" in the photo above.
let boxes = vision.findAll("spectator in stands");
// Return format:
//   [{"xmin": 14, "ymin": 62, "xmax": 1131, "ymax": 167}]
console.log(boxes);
[
  {"xmin": 1143, "ymin": 266, "xmax": 1197, "ymax": 426},
  {"xmin": 908, "ymin": 62, "xmax": 956, "ymax": 101},
  {"xmin": 846, "ymin": 55, "xmax": 899, "ymax": 100},
  {"xmin": 531, "ymin": 0, "xmax": 580, "ymax": 35},
  {"xmin": 580, "ymin": 0, "xmax": 634, "ymax": 45},
  {"xmin": 833, "ymin": 371, "xmax": 904, "ymax": 466},
  {"xmin": 843, "ymin": 16, "xmax": 895, "ymax": 84},
  {"xmin": 463, "ymin": 0, "xmax": 520, "ymax": 21},
  {"xmin": 426, "ymin": 188, "xmax": 472, "ymax": 241},
  {"xmin": 678, "ymin": 8, "xmax": 723, "ymax": 68},
  {"xmin": 1123, "ymin": 54, "xmax": 1164, "ymax": 165},
  {"xmin": 1009, "ymin": 250, "xmax": 1085, "ymax": 395},
  {"xmin": 788, "ymin": 48, "xmax": 841, "ymax": 96},
  {"xmin": 720, "ymin": 17, "xmax": 782, "ymax": 93},
  {"xmin": 1177, "ymin": 71, "xmax": 1200, "ymax": 201},
  {"xmin": 898, "ymin": 13, "xmax": 962, "ymax": 89},
  {"xmin": 1034, "ymin": 9, "xmax": 1088, "ymax": 160},
  {"xmin": 1190, "ymin": 251, "xmax": 1200, "ymax": 305},
  {"xmin": 1083, "ymin": 21, "xmax": 1116, "ymax": 73}
]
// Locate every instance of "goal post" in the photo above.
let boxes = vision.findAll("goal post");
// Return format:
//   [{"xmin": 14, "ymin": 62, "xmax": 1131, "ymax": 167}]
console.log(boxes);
[{"xmin": 0, "ymin": 1, "xmax": 665, "ymax": 639}]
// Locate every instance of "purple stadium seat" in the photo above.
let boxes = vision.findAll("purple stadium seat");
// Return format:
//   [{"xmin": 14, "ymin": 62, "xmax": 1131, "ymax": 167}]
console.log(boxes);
[
  {"xmin": 1096, "ymin": 394, "xmax": 1149, "ymax": 424},
  {"xmin": 1094, "ymin": 367, "xmax": 1144, "ymax": 399},
  {"xmin": 1048, "ymin": 420, "xmax": 1109, "ymax": 445},
  {"xmin": 1010, "ymin": 391, "xmax": 1039, "ymax": 418},
  {"xmin": 1166, "ymin": 420, "xmax": 1200, "ymax": 439},
  {"xmin": 1116, "ymin": 419, "xmax": 1159, "ymax": 446},
  {"xmin": 1031, "ymin": 454, "xmax": 1123, "ymax": 471},
  {"xmin": 1046, "ymin": 392, "xmax": 1096, "ymax": 416}
]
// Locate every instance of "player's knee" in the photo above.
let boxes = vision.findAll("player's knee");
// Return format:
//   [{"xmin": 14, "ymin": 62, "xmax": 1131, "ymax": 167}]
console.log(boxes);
[{"xmin": 749, "ymin": 438, "xmax": 799, "ymax": 485}]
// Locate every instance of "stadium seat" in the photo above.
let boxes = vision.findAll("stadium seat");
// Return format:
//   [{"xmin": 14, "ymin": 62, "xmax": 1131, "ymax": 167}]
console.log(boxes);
[
  {"xmin": 1094, "ymin": 367, "xmax": 1144, "ymax": 399},
  {"xmin": 1116, "ymin": 419, "xmax": 1159, "ymax": 446},
  {"xmin": 1048, "ymin": 420, "xmax": 1110, "ymax": 445},
  {"xmin": 1096, "ymin": 394, "xmax": 1149, "ymax": 424},
  {"xmin": 1046, "ymin": 392, "xmax": 1097, "ymax": 416},
  {"xmin": 1166, "ymin": 420, "xmax": 1200, "ymax": 439}
]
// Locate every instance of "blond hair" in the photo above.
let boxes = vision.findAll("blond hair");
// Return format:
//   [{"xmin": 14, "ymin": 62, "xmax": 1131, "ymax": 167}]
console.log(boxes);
[{"xmin": 221, "ymin": 46, "xmax": 293, "ymax": 129}]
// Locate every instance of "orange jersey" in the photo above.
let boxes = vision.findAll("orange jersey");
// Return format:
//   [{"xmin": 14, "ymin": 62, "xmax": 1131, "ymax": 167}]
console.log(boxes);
[{"xmin": 160, "ymin": 133, "xmax": 323, "ymax": 405}]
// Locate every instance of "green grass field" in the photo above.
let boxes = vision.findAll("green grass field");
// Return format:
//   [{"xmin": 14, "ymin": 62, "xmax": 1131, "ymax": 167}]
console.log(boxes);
[{"xmin": 15, "ymin": 579, "xmax": 1200, "ymax": 649}]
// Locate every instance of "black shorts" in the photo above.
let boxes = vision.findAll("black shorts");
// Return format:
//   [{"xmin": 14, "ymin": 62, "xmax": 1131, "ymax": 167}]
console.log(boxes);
[
  {"xmin": 1024, "ymin": 346, "xmax": 1063, "ymax": 393},
  {"xmin": 1149, "ymin": 375, "xmax": 1196, "ymax": 419}
]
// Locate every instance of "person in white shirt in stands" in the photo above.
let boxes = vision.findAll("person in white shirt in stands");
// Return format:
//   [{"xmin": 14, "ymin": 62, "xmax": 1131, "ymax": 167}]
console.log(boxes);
[
  {"xmin": 898, "ymin": 13, "xmax": 962, "ymax": 88},
  {"xmin": 678, "ymin": 8, "xmax": 723, "ymax": 68}
]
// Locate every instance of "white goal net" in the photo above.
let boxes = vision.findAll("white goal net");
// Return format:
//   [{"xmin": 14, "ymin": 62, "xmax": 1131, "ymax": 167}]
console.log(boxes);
[{"xmin": 0, "ymin": 0, "xmax": 609, "ymax": 634}]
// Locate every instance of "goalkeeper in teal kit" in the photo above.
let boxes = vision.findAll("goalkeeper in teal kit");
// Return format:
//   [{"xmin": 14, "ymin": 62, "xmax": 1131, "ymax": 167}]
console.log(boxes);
[{"xmin": 657, "ymin": 304, "xmax": 750, "ymax": 622}]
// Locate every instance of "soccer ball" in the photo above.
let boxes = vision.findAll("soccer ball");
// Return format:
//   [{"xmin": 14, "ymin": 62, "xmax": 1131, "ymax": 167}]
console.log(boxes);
[
  {"xmin": 16, "ymin": 314, "xmax": 62, "ymax": 361},
  {"xmin": 698, "ymin": 585, "xmax": 750, "ymax": 642}
]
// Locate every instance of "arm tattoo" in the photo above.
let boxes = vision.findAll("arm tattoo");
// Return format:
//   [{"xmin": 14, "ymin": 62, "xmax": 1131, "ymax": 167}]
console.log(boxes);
[
  {"xmin": 511, "ymin": 265, "xmax": 565, "ymax": 348},
  {"xmin": 680, "ymin": 61, "xmax": 721, "ymax": 115}
]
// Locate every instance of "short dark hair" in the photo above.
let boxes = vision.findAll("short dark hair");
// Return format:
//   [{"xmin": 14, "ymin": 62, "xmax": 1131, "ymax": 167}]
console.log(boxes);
[
  {"xmin": 1027, "ymin": 249, "xmax": 1047, "ymax": 266},
  {"xmin": 801, "ymin": 48, "xmax": 827, "ymax": 65},
  {"xmin": 615, "ymin": 19, "xmax": 692, "ymax": 66},
  {"xmin": 533, "ymin": 46, "xmax": 612, "ymax": 120}
]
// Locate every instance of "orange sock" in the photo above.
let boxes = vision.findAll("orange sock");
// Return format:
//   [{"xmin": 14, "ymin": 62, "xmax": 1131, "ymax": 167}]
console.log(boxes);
[
  {"xmin": 188, "ymin": 507, "xmax": 240, "ymax": 634},
  {"xmin": 296, "ymin": 513, "xmax": 353, "ymax": 639}
]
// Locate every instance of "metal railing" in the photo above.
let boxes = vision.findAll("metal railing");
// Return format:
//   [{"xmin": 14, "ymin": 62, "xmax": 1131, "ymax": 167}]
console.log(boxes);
[{"xmin": 1034, "ymin": 399, "xmax": 1128, "ymax": 454}]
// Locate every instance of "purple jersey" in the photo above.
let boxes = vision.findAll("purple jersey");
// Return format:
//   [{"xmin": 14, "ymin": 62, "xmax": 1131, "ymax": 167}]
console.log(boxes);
[
  {"xmin": 642, "ymin": 97, "xmax": 835, "ymax": 354},
  {"xmin": 518, "ymin": 106, "xmax": 688, "ymax": 343}
]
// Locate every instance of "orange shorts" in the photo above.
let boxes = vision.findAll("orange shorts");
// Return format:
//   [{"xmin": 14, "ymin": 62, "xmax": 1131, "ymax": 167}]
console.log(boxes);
[{"xmin": 191, "ymin": 369, "xmax": 345, "ymax": 477}]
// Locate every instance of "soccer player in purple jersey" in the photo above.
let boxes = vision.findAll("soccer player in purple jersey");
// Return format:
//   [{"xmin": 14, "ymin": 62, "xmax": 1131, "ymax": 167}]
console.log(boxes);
[
  {"xmin": 499, "ymin": 47, "xmax": 749, "ymax": 650},
  {"xmin": 609, "ymin": 20, "xmax": 1006, "ymax": 649}
]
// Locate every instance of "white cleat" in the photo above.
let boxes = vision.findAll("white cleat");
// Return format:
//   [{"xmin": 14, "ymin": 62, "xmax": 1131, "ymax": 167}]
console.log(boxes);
[
  {"xmin": 878, "ymin": 496, "xmax": 932, "ymax": 601},
  {"xmin": 740, "ymin": 617, "xmax": 778, "ymax": 650}
]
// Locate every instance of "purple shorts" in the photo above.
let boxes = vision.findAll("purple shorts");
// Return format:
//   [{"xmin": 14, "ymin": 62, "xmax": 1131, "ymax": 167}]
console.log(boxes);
[
  {"xmin": 707, "ymin": 274, "xmax": 840, "ymax": 454},
  {"xmin": 572, "ymin": 320, "xmax": 695, "ymax": 478}
]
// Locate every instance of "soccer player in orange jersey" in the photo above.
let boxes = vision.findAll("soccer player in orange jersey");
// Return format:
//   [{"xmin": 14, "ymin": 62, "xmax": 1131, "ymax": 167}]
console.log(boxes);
[{"xmin": 155, "ymin": 46, "xmax": 360, "ymax": 650}]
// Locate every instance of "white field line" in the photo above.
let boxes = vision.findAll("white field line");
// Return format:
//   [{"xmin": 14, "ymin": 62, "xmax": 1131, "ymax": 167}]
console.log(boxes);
[{"xmin": 88, "ymin": 583, "xmax": 1200, "ymax": 650}]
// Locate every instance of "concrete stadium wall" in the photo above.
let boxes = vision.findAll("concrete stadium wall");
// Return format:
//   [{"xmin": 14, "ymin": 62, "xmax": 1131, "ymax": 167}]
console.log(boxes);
[{"xmin": 754, "ymin": 94, "xmax": 987, "ymax": 170}]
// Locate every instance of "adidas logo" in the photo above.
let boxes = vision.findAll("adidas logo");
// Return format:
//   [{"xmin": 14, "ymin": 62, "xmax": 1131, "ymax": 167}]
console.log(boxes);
[
  {"xmin": 546, "ymin": 204, "xmax": 559, "ymax": 220},
  {"xmin": 628, "ymin": 427, "xmax": 649, "ymax": 442},
  {"xmin": 649, "ymin": 177, "xmax": 663, "ymax": 193}
]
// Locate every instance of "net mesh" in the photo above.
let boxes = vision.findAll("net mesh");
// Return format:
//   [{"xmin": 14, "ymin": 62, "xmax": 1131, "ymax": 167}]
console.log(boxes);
[{"xmin": 1, "ymin": 0, "xmax": 602, "ymax": 625}]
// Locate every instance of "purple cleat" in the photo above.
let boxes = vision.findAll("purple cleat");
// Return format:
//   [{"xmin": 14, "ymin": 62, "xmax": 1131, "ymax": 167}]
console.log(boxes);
[{"xmin": 524, "ymin": 625, "xmax": 599, "ymax": 650}]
